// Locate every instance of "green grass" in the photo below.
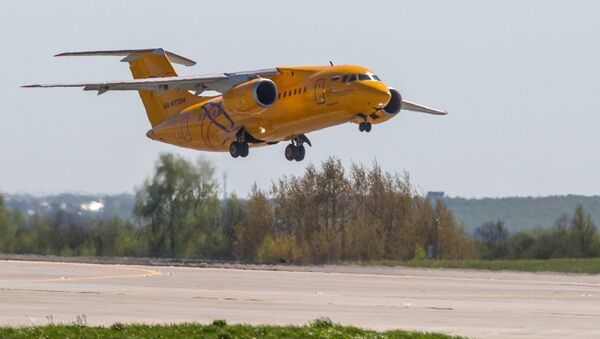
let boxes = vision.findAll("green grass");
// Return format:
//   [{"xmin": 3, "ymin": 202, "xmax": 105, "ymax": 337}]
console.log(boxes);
[
  {"xmin": 0, "ymin": 319, "xmax": 462, "ymax": 339},
  {"xmin": 357, "ymin": 258, "xmax": 600, "ymax": 274}
]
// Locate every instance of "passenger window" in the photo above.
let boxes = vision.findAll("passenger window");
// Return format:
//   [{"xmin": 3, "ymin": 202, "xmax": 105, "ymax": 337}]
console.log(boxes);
[
  {"xmin": 293, "ymin": 89, "xmax": 297, "ymax": 95},
  {"xmin": 304, "ymin": 86, "xmax": 307, "ymax": 92},
  {"xmin": 283, "ymin": 92, "xmax": 287, "ymax": 98},
  {"xmin": 358, "ymin": 74, "xmax": 371, "ymax": 81}
]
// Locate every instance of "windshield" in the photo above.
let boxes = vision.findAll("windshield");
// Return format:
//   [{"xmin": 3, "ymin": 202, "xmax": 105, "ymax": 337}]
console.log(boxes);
[{"xmin": 358, "ymin": 73, "xmax": 371, "ymax": 81}]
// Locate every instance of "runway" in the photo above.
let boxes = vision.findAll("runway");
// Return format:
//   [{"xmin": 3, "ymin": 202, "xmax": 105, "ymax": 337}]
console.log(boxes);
[{"xmin": 0, "ymin": 260, "xmax": 599, "ymax": 338}]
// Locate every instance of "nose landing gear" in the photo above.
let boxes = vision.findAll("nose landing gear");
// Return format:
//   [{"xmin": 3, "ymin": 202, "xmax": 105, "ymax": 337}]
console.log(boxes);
[
  {"xmin": 285, "ymin": 134, "xmax": 311, "ymax": 162},
  {"xmin": 358, "ymin": 121, "xmax": 372, "ymax": 133},
  {"xmin": 357, "ymin": 114, "xmax": 372, "ymax": 133}
]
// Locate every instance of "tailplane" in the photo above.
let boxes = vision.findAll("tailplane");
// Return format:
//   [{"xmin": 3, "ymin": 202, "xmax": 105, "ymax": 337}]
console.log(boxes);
[{"xmin": 55, "ymin": 48, "xmax": 203, "ymax": 127}]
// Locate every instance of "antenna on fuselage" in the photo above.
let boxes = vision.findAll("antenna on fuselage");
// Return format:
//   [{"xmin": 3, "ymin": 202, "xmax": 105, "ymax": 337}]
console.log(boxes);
[{"xmin": 329, "ymin": 61, "xmax": 334, "ymax": 66}]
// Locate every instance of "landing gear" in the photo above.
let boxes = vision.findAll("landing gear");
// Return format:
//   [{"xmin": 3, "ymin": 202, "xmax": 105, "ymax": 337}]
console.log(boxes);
[
  {"xmin": 229, "ymin": 141, "xmax": 249, "ymax": 158},
  {"xmin": 285, "ymin": 144, "xmax": 297, "ymax": 161},
  {"xmin": 285, "ymin": 135, "xmax": 310, "ymax": 162},
  {"xmin": 240, "ymin": 142, "xmax": 249, "ymax": 157},
  {"xmin": 295, "ymin": 145, "xmax": 305, "ymax": 161},
  {"xmin": 229, "ymin": 129, "xmax": 252, "ymax": 159},
  {"xmin": 359, "ymin": 121, "xmax": 372, "ymax": 133}
]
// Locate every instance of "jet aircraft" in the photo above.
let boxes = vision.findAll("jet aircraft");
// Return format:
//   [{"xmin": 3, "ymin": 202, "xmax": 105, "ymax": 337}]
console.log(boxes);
[{"xmin": 24, "ymin": 48, "xmax": 447, "ymax": 161}]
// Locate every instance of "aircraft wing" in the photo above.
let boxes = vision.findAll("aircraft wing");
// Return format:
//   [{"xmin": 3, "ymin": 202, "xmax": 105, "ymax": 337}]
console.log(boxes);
[
  {"xmin": 402, "ymin": 100, "xmax": 447, "ymax": 115},
  {"xmin": 22, "ymin": 68, "xmax": 280, "ymax": 95}
]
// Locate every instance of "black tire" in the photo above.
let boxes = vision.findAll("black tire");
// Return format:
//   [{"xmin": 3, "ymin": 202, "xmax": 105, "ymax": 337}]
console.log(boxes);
[
  {"xmin": 229, "ymin": 141, "xmax": 241, "ymax": 158},
  {"xmin": 240, "ymin": 142, "xmax": 249, "ymax": 158},
  {"xmin": 295, "ymin": 145, "xmax": 305, "ymax": 161},
  {"xmin": 285, "ymin": 144, "xmax": 297, "ymax": 161},
  {"xmin": 365, "ymin": 122, "xmax": 372, "ymax": 133},
  {"xmin": 358, "ymin": 122, "xmax": 365, "ymax": 132}
]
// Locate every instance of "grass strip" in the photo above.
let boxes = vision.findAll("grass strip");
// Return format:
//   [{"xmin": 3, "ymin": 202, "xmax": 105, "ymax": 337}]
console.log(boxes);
[{"xmin": 0, "ymin": 318, "xmax": 463, "ymax": 339}]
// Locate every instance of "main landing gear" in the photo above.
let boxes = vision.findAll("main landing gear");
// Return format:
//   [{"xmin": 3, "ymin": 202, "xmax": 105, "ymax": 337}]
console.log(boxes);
[
  {"xmin": 229, "ymin": 141, "xmax": 249, "ymax": 158},
  {"xmin": 285, "ymin": 135, "xmax": 311, "ymax": 162},
  {"xmin": 229, "ymin": 130, "xmax": 249, "ymax": 158}
]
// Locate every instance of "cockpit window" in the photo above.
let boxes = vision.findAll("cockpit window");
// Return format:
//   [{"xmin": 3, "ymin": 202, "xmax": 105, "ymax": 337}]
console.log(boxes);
[
  {"xmin": 373, "ymin": 74, "xmax": 381, "ymax": 81},
  {"xmin": 331, "ymin": 75, "xmax": 341, "ymax": 81},
  {"xmin": 341, "ymin": 75, "xmax": 348, "ymax": 82},
  {"xmin": 347, "ymin": 74, "xmax": 357, "ymax": 82},
  {"xmin": 358, "ymin": 73, "xmax": 371, "ymax": 81}
]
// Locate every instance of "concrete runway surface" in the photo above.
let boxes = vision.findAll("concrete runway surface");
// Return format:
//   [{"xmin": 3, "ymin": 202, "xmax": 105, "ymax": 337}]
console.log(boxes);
[{"xmin": 0, "ymin": 260, "xmax": 599, "ymax": 338}]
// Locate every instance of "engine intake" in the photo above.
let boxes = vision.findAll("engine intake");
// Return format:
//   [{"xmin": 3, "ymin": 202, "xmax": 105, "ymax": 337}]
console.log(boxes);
[
  {"xmin": 222, "ymin": 78, "xmax": 277, "ymax": 114},
  {"xmin": 383, "ymin": 88, "xmax": 402, "ymax": 115}
]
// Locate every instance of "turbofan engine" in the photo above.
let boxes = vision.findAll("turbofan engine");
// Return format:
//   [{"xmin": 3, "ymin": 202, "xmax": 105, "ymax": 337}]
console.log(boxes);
[
  {"xmin": 222, "ymin": 78, "xmax": 278, "ymax": 114},
  {"xmin": 382, "ymin": 88, "xmax": 402, "ymax": 115}
]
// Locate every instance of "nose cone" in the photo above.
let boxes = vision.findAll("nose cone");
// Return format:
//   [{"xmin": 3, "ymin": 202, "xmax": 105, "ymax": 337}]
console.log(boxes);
[{"xmin": 358, "ymin": 81, "xmax": 390, "ymax": 108}]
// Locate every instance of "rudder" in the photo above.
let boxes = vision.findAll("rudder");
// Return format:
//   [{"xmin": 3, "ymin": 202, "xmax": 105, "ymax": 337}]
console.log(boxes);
[{"xmin": 123, "ymin": 49, "xmax": 202, "ymax": 127}]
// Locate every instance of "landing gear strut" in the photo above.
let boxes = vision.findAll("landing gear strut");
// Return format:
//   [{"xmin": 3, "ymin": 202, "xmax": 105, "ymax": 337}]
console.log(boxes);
[{"xmin": 285, "ymin": 135, "xmax": 311, "ymax": 162}]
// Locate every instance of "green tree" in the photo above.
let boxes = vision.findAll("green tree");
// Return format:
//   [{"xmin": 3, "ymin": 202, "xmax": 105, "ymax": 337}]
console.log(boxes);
[
  {"xmin": 0, "ymin": 195, "xmax": 12, "ymax": 252},
  {"xmin": 475, "ymin": 220, "xmax": 509, "ymax": 259},
  {"xmin": 234, "ymin": 185, "xmax": 272, "ymax": 261},
  {"xmin": 569, "ymin": 205, "xmax": 599, "ymax": 257},
  {"xmin": 134, "ymin": 153, "xmax": 220, "ymax": 258}
]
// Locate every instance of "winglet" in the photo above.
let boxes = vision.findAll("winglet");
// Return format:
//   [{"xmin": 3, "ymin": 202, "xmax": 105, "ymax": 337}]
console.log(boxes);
[{"xmin": 54, "ymin": 48, "xmax": 197, "ymax": 66}]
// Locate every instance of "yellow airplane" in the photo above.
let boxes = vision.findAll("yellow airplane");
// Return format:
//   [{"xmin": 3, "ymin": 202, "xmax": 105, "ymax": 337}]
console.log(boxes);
[{"xmin": 24, "ymin": 48, "xmax": 447, "ymax": 161}]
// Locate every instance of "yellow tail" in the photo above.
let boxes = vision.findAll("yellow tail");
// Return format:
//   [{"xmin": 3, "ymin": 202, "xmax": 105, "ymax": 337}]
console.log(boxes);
[{"xmin": 123, "ymin": 49, "xmax": 203, "ymax": 127}]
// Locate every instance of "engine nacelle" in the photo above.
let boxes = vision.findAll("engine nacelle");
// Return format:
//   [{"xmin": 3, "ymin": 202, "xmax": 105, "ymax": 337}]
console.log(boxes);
[
  {"xmin": 222, "ymin": 78, "xmax": 277, "ymax": 114},
  {"xmin": 383, "ymin": 87, "xmax": 402, "ymax": 116}
]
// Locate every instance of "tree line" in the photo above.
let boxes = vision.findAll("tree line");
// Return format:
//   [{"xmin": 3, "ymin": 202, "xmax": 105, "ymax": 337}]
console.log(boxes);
[
  {"xmin": 474, "ymin": 205, "xmax": 600, "ymax": 260},
  {"xmin": 0, "ymin": 153, "xmax": 598, "ymax": 263}
]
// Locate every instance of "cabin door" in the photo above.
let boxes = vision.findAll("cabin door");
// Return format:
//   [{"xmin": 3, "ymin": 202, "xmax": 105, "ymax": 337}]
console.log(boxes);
[{"xmin": 315, "ymin": 79, "xmax": 326, "ymax": 104}]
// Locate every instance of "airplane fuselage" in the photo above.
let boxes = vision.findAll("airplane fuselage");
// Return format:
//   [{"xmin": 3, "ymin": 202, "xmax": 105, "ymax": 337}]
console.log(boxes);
[{"xmin": 146, "ymin": 65, "xmax": 393, "ymax": 152}]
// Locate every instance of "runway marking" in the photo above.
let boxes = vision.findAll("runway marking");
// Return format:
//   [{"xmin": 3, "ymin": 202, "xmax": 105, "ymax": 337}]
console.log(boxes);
[{"xmin": 0, "ymin": 260, "xmax": 162, "ymax": 283}]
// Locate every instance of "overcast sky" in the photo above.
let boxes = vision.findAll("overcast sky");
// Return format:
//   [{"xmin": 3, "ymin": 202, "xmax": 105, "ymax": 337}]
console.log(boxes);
[{"xmin": 1, "ymin": 1, "xmax": 599, "ymax": 198}]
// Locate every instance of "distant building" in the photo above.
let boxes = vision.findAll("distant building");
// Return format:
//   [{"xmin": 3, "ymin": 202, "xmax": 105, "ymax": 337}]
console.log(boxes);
[{"xmin": 427, "ymin": 191, "xmax": 445, "ymax": 201}]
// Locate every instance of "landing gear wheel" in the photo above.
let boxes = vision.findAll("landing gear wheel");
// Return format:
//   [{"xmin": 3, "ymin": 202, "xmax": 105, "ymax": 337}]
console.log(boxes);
[
  {"xmin": 365, "ymin": 122, "xmax": 372, "ymax": 133},
  {"xmin": 285, "ymin": 144, "xmax": 297, "ymax": 161},
  {"xmin": 295, "ymin": 145, "xmax": 305, "ymax": 162},
  {"xmin": 240, "ymin": 142, "xmax": 249, "ymax": 158},
  {"xmin": 359, "ymin": 122, "xmax": 366, "ymax": 132},
  {"xmin": 229, "ymin": 141, "xmax": 241, "ymax": 158}
]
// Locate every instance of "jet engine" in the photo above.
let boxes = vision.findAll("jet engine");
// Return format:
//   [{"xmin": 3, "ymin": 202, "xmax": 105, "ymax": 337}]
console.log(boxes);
[
  {"xmin": 222, "ymin": 78, "xmax": 277, "ymax": 114},
  {"xmin": 382, "ymin": 88, "xmax": 402, "ymax": 115}
]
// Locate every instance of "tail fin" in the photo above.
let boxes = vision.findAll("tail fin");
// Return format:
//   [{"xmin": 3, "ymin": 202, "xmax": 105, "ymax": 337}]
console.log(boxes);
[{"xmin": 56, "ymin": 48, "xmax": 203, "ymax": 127}]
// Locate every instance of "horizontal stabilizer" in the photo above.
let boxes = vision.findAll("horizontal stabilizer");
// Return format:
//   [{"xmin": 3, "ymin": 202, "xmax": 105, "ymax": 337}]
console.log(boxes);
[
  {"xmin": 55, "ymin": 48, "xmax": 197, "ymax": 66},
  {"xmin": 402, "ymin": 100, "xmax": 447, "ymax": 115}
]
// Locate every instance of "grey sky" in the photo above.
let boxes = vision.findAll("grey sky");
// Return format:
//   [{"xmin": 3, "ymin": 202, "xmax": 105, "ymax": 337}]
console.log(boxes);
[{"xmin": 1, "ymin": 0, "xmax": 599, "ymax": 198}]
